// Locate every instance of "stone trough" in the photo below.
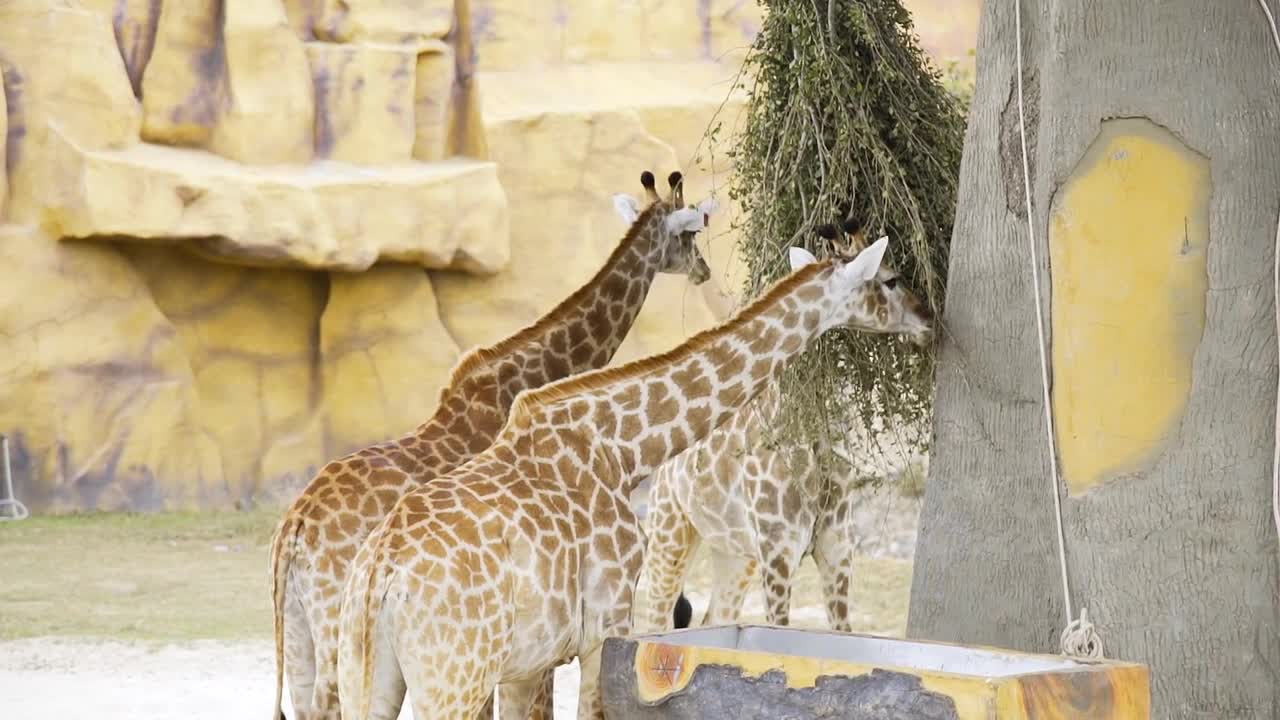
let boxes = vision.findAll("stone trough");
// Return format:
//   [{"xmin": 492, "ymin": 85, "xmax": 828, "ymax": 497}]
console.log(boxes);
[{"xmin": 601, "ymin": 625, "xmax": 1149, "ymax": 719}]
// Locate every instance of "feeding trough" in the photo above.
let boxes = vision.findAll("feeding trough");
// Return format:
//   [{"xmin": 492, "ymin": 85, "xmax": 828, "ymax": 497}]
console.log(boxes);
[{"xmin": 600, "ymin": 625, "xmax": 1149, "ymax": 719}]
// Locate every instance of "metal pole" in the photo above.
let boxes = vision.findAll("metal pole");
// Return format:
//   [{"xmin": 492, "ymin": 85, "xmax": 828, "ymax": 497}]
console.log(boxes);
[{"xmin": 0, "ymin": 434, "xmax": 29, "ymax": 521}]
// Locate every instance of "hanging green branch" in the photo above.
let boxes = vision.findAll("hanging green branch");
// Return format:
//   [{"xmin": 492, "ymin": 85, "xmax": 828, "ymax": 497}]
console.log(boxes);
[{"xmin": 702, "ymin": 0, "xmax": 968, "ymax": 480}]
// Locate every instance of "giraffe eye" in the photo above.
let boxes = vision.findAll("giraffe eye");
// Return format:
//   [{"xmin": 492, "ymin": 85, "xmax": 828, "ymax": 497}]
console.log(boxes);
[{"xmin": 884, "ymin": 277, "xmax": 899, "ymax": 290}]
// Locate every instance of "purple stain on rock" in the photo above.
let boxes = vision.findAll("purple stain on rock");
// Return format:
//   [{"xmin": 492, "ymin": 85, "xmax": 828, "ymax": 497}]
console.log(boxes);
[
  {"xmin": 1, "ymin": 60, "xmax": 26, "ymax": 175},
  {"xmin": 697, "ymin": 0, "xmax": 712, "ymax": 58},
  {"xmin": 473, "ymin": 2, "xmax": 498, "ymax": 43},
  {"xmin": 110, "ymin": 0, "xmax": 162, "ymax": 98},
  {"xmin": 552, "ymin": 0, "xmax": 569, "ymax": 28},
  {"xmin": 171, "ymin": 0, "xmax": 228, "ymax": 129},
  {"xmin": 313, "ymin": 68, "xmax": 335, "ymax": 157}
]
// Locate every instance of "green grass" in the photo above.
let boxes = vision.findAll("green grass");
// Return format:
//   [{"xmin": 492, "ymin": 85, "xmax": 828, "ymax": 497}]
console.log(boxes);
[
  {"xmin": 0, "ymin": 510, "xmax": 912, "ymax": 643},
  {"xmin": 0, "ymin": 509, "xmax": 280, "ymax": 642}
]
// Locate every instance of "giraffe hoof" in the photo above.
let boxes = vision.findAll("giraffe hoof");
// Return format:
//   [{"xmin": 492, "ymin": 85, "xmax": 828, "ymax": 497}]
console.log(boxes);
[{"xmin": 673, "ymin": 593, "xmax": 693, "ymax": 629}]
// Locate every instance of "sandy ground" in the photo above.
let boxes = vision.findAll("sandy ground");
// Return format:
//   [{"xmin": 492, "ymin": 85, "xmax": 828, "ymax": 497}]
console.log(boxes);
[{"xmin": 0, "ymin": 637, "xmax": 583, "ymax": 719}]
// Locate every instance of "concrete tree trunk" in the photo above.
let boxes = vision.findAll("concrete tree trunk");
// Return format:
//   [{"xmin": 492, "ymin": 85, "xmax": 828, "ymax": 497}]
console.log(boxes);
[{"xmin": 908, "ymin": 2, "xmax": 1280, "ymax": 718}]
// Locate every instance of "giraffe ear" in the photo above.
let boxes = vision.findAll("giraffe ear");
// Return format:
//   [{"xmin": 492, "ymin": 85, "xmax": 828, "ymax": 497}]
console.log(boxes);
[
  {"xmin": 612, "ymin": 194, "xmax": 642, "ymax": 224},
  {"xmin": 664, "ymin": 207, "xmax": 706, "ymax": 234},
  {"xmin": 788, "ymin": 246, "xmax": 818, "ymax": 270},
  {"xmin": 840, "ymin": 235, "xmax": 889, "ymax": 285}
]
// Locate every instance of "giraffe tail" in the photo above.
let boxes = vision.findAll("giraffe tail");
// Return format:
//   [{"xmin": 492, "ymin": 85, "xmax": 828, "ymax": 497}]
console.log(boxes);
[
  {"xmin": 269, "ymin": 512, "xmax": 301, "ymax": 720},
  {"xmin": 673, "ymin": 591, "xmax": 693, "ymax": 629},
  {"xmin": 357, "ymin": 521, "xmax": 394, "ymax": 720}
]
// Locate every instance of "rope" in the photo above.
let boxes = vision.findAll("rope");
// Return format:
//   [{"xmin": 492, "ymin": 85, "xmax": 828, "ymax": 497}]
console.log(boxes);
[
  {"xmin": 1259, "ymin": 0, "xmax": 1280, "ymax": 587},
  {"xmin": 0, "ymin": 435, "xmax": 29, "ymax": 522},
  {"xmin": 1012, "ymin": 0, "xmax": 1101, "ymax": 660}
]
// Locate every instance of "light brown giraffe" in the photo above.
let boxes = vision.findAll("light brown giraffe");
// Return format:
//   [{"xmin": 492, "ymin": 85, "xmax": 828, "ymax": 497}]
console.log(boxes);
[
  {"xmin": 267, "ymin": 170, "xmax": 715, "ymax": 720},
  {"xmin": 638, "ymin": 220, "xmax": 932, "ymax": 635},
  {"xmin": 336, "ymin": 232, "xmax": 934, "ymax": 720}
]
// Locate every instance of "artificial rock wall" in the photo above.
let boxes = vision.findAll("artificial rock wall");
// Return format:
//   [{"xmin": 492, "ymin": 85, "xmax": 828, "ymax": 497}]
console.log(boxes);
[
  {"xmin": 0, "ymin": 0, "xmax": 759, "ymax": 512},
  {"xmin": 0, "ymin": 0, "xmax": 976, "ymax": 512}
]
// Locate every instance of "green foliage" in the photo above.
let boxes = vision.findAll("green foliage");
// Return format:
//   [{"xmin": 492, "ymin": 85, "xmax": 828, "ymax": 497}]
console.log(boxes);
[{"xmin": 702, "ymin": 0, "xmax": 967, "ymax": 476}]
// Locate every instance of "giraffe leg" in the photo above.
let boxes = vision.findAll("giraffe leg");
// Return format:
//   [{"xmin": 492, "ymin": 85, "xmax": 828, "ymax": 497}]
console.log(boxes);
[
  {"xmin": 638, "ymin": 478, "xmax": 699, "ymax": 632},
  {"xmin": 700, "ymin": 550, "xmax": 758, "ymax": 626},
  {"xmin": 397, "ymin": 642, "xmax": 496, "ymax": 720},
  {"xmin": 303, "ymin": 590, "xmax": 344, "ymax": 719},
  {"xmin": 812, "ymin": 510, "xmax": 856, "ymax": 633},
  {"xmin": 757, "ymin": 541, "xmax": 804, "ymax": 627},
  {"xmin": 496, "ymin": 669, "xmax": 554, "ymax": 720},
  {"xmin": 283, "ymin": 588, "xmax": 317, "ymax": 719},
  {"xmin": 575, "ymin": 644, "xmax": 607, "ymax": 720}
]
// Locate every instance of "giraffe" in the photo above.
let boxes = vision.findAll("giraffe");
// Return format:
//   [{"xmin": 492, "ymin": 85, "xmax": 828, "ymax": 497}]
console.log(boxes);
[
  {"xmin": 267, "ymin": 170, "xmax": 716, "ymax": 720},
  {"xmin": 637, "ymin": 219, "xmax": 931, "ymax": 635},
  {"xmin": 336, "ymin": 230, "xmax": 935, "ymax": 720}
]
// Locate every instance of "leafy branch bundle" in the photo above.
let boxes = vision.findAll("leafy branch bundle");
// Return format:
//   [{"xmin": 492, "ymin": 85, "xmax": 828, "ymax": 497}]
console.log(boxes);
[{"xmin": 709, "ymin": 0, "xmax": 967, "ymax": 480}]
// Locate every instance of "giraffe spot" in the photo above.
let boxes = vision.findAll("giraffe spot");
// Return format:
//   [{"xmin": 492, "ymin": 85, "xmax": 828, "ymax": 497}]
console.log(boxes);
[
  {"xmin": 586, "ymin": 302, "xmax": 609, "ymax": 332},
  {"xmin": 716, "ymin": 348, "xmax": 747, "ymax": 378},
  {"xmin": 549, "ymin": 327, "xmax": 570, "ymax": 354},
  {"xmin": 570, "ymin": 340, "xmax": 594, "ymax": 367},
  {"xmin": 751, "ymin": 357, "xmax": 775, "ymax": 383},
  {"xmin": 607, "ymin": 301, "xmax": 626, "ymax": 324},
  {"xmin": 625, "ymin": 281, "xmax": 645, "ymax": 309},
  {"xmin": 639, "ymin": 434, "xmax": 669, "ymax": 469},
  {"xmin": 646, "ymin": 384, "xmax": 680, "ymax": 426},
  {"xmin": 592, "ymin": 534, "xmax": 618, "ymax": 561},
  {"xmin": 545, "ymin": 353, "xmax": 570, "ymax": 380},
  {"xmin": 788, "ymin": 286, "xmax": 817, "ymax": 306},
  {"xmin": 668, "ymin": 426, "xmax": 689, "ymax": 454},
  {"xmin": 670, "ymin": 362, "xmax": 712, "ymax": 399},
  {"xmin": 685, "ymin": 404, "xmax": 712, "ymax": 433},
  {"xmin": 716, "ymin": 382, "xmax": 747, "ymax": 409},
  {"xmin": 619, "ymin": 412, "xmax": 643, "ymax": 440},
  {"xmin": 592, "ymin": 404, "xmax": 619, "ymax": 436},
  {"xmin": 769, "ymin": 555, "xmax": 791, "ymax": 578}
]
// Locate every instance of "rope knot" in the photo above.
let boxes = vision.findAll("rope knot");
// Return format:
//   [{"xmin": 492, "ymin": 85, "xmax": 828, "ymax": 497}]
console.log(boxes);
[{"xmin": 1059, "ymin": 607, "xmax": 1104, "ymax": 660}]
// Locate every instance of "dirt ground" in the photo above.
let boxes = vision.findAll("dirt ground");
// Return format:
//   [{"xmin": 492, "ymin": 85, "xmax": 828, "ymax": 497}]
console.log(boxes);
[{"xmin": 0, "ymin": 486, "xmax": 920, "ymax": 719}]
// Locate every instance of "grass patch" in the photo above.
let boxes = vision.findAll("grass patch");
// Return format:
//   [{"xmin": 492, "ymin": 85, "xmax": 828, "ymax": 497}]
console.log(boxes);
[
  {"xmin": 0, "ymin": 510, "xmax": 280, "ymax": 642},
  {"xmin": 0, "ymin": 510, "xmax": 914, "ymax": 644}
]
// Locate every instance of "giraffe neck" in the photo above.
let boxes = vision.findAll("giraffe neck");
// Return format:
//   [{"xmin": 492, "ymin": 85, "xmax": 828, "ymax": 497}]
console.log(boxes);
[
  {"xmin": 514, "ymin": 261, "xmax": 837, "ymax": 487},
  {"xmin": 409, "ymin": 204, "xmax": 673, "ymax": 450}
]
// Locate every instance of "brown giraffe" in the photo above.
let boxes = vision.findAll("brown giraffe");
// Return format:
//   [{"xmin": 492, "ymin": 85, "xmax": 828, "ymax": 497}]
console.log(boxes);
[
  {"xmin": 336, "ymin": 231, "xmax": 934, "ymax": 720},
  {"xmin": 267, "ymin": 170, "xmax": 715, "ymax": 720},
  {"xmin": 638, "ymin": 220, "xmax": 932, "ymax": 635}
]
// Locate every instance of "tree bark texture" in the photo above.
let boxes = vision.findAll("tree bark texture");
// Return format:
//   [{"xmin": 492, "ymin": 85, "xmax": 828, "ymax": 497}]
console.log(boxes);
[{"xmin": 908, "ymin": 2, "xmax": 1280, "ymax": 718}]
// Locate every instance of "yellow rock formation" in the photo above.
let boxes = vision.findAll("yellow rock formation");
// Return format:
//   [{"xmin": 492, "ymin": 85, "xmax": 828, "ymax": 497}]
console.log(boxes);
[
  {"xmin": 0, "ymin": 0, "xmax": 977, "ymax": 511},
  {"xmin": 46, "ymin": 138, "xmax": 509, "ymax": 273}
]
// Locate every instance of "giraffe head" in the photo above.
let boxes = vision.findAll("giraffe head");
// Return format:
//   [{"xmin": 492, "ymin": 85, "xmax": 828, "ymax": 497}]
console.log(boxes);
[
  {"xmin": 612, "ymin": 170, "xmax": 713, "ymax": 285},
  {"xmin": 790, "ymin": 221, "xmax": 934, "ymax": 347}
]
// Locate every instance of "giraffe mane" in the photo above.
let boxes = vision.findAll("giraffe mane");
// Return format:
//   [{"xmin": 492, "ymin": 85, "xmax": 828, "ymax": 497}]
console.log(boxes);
[
  {"xmin": 508, "ymin": 259, "xmax": 834, "ymax": 419},
  {"xmin": 441, "ymin": 202, "xmax": 667, "ymax": 391}
]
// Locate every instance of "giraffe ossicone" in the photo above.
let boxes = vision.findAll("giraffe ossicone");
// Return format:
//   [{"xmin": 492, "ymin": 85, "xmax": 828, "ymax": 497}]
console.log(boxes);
[
  {"xmin": 336, "ymin": 227, "xmax": 933, "ymax": 720},
  {"xmin": 266, "ymin": 169, "xmax": 714, "ymax": 720}
]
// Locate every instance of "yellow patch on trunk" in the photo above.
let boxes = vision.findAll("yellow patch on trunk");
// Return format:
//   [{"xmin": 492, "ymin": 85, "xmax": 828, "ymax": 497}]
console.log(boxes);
[{"xmin": 1049, "ymin": 118, "xmax": 1210, "ymax": 495}]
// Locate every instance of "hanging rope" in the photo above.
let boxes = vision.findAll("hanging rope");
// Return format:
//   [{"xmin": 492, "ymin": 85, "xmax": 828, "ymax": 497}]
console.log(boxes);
[
  {"xmin": 0, "ymin": 435, "xmax": 29, "ymax": 522},
  {"xmin": 1258, "ymin": 0, "xmax": 1280, "ymax": 586},
  {"xmin": 1012, "ymin": 0, "xmax": 1101, "ymax": 660}
]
